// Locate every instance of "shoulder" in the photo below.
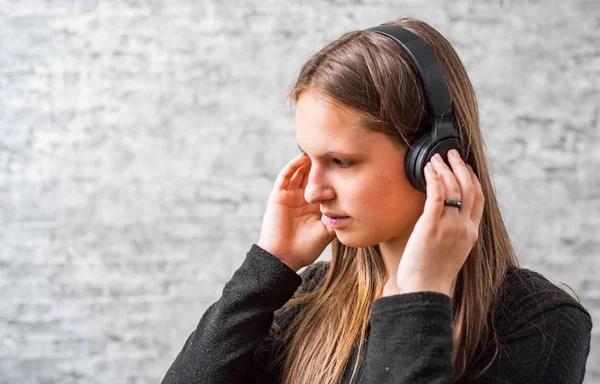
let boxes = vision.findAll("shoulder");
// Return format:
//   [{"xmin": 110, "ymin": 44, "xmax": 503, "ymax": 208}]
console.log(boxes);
[
  {"xmin": 492, "ymin": 265, "xmax": 592, "ymax": 356},
  {"xmin": 495, "ymin": 265, "xmax": 591, "ymax": 323},
  {"xmin": 473, "ymin": 267, "xmax": 592, "ymax": 383},
  {"xmin": 467, "ymin": 267, "xmax": 593, "ymax": 382}
]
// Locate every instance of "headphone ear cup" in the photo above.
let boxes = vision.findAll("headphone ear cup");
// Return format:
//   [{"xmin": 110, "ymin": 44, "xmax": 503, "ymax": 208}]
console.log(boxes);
[
  {"xmin": 429, "ymin": 137, "xmax": 466, "ymax": 166},
  {"xmin": 405, "ymin": 135, "xmax": 466, "ymax": 194},
  {"xmin": 405, "ymin": 133, "xmax": 433, "ymax": 194}
]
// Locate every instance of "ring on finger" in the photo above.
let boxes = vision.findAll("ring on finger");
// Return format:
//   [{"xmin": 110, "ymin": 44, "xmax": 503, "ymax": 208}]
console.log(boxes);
[{"xmin": 444, "ymin": 199, "xmax": 462, "ymax": 209}]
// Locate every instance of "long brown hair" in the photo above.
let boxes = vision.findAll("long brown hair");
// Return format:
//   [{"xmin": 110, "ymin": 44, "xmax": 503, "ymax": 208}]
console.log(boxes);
[{"xmin": 274, "ymin": 17, "xmax": 519, "ymax": 383}]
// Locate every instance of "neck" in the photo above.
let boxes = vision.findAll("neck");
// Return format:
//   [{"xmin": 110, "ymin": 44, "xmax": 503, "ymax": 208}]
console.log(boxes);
[
  {"xmin": 377, "ymin": 237, "xmax": 407, "ymax": 297},
  {"xmin": 376, "ymin": 233, "xmax": 455, "ymax": 299}
]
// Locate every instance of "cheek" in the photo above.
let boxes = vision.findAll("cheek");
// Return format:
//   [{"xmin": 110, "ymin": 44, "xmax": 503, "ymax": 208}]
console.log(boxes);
[
  {"xmin": 359, "ymin": 174, "xmax": 424, "ymax": 223},
  {"xmin": 350, "ymin": 176, "xmax": 398, "ymax": 216}
]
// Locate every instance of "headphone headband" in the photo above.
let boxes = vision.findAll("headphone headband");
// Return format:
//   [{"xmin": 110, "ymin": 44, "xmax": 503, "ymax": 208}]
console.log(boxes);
[
  {"xmin": 363, "ymin": 24, "xmax": 465, "ymax": 193},
  {"xmin": 365, "ymin": 25, "xmax": 452, "ymax": 120}
]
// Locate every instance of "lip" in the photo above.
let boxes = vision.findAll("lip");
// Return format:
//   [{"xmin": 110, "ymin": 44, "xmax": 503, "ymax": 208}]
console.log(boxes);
[
  {"xmin": 323, "ymin": 215, "xmax": 351, "ymax": 228},
  {"xmin": 321, "ymin": 211, "xmax": 350, "ymax": 218}
]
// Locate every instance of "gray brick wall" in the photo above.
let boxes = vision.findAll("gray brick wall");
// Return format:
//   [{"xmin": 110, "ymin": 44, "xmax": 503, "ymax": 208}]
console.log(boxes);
[{"xmin": 0, "ymin": 0, "xmax": 598, "ymax": 383}]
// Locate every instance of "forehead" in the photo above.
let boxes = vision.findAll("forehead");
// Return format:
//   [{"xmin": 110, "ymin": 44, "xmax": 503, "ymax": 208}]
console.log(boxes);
[{"xmin": 295, "ymin": 91, "xmax": 370, "ymax": 151}]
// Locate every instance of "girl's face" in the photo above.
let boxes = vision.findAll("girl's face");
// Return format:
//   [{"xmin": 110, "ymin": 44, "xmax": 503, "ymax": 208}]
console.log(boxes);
[{"xmin": 296, "ymin": 89, "xmax": 426, "ymax": 248}]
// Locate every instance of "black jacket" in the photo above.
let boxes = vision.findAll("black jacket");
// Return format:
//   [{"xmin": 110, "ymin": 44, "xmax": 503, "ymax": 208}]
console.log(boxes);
[{"xmin": 161, "ymin": 244, "xmax": 592, "ymax": 383}]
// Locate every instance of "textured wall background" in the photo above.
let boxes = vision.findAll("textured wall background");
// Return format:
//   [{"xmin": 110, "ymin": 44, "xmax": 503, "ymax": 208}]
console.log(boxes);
[{"xmin": 0, "ymin": 0, "xmax": 598, "ymax": 383}]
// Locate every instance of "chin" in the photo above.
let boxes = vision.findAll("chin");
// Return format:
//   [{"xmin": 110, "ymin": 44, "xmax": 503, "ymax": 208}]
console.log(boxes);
[{"xmin": 335, "ymin": 231, "xmax": 380, "ymax": 249}]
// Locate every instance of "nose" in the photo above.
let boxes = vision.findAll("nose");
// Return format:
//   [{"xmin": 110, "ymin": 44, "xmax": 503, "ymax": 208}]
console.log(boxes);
[{"xmin": 303, "ymin": 164, "xmax": 335, "ymax": 205}]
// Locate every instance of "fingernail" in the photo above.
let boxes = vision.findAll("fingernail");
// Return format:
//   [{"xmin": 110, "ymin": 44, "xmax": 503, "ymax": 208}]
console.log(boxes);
[{"xmin": 449, "ymin": 149, "xmax": 457, "ymax": 158}]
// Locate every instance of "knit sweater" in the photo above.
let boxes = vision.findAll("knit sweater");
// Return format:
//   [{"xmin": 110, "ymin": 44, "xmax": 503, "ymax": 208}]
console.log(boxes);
[{"xmin": 161, "ymin": 244, "xmax": 592, "ymax": 383}]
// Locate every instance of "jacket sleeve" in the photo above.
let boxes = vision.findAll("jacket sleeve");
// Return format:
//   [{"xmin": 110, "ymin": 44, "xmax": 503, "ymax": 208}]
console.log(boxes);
[
  {"xmin": 365, "ymin": 291, "xmax": 455, "ymax": 384},
  {"xmin": 365, "ymin": 282, "xmax": 592, "ymax": 383},
  {"xmin": 160, "ymin": 244, "xmax": 327, "ymax": 384}
]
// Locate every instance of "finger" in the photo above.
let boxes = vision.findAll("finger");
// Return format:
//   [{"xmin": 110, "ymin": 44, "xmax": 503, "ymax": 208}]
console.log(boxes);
[
  {"xmin": 423, "ymin": 162, "xmax": 444, "ymax": 219},
  {"xmin": 468, "ymin": 164, "xmax": 485, "ymax": 224},
  {"xmin": 289, "ymin": 160, "xmax": 310, "ymax": 189},
  {"xmin": 301, "ymin": 160, "xmax": 311, "ymax": 189},
  {"xmin": 276, "ymin": 154, "xmax": 309, "ymax": 190},
  {"xmin": 447, "ymin": 150, "xmax": 474, "ymax": 215},
  {"xmin": 431, "ymin": 153, "xmax": 461, "ymax": 212}
]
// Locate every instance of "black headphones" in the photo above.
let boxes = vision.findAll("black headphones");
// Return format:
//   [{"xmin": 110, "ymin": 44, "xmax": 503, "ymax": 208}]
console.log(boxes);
[{"xmin": 364, "ymin": 24, "xmax": 466, "ymax": 193}]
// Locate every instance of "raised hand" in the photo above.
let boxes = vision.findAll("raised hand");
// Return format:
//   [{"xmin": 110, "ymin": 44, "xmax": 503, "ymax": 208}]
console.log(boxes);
[
  {"xmin": 257, "ymin": 153, "xmax": 337, "ymax": 271},
  {"xmin": 395, "ymin": 149, "xmax": 485, "ymax": 296}
]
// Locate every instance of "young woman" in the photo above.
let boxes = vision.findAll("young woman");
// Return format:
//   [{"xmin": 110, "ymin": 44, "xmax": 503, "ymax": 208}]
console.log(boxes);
[{"xmin": 161, "ymin": 18, "xmax": 592, "ymax": 383}]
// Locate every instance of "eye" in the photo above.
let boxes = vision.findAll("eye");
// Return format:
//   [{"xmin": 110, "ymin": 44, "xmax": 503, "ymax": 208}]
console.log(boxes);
[{"xmin": 333, "ymin": 159, "xmax": 353, "ymax": 169}]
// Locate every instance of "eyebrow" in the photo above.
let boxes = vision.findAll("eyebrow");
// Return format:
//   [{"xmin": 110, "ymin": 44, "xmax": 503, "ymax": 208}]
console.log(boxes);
[{"xmin": 297, "ymin": 143, "xmax": 357, "ymax": 159}]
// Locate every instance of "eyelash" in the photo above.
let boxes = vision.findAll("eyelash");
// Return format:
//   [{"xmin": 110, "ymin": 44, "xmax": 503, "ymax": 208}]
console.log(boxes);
[{"xmin": 333, "ymin": 159, "xmax": 353, "ymax": 168}]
